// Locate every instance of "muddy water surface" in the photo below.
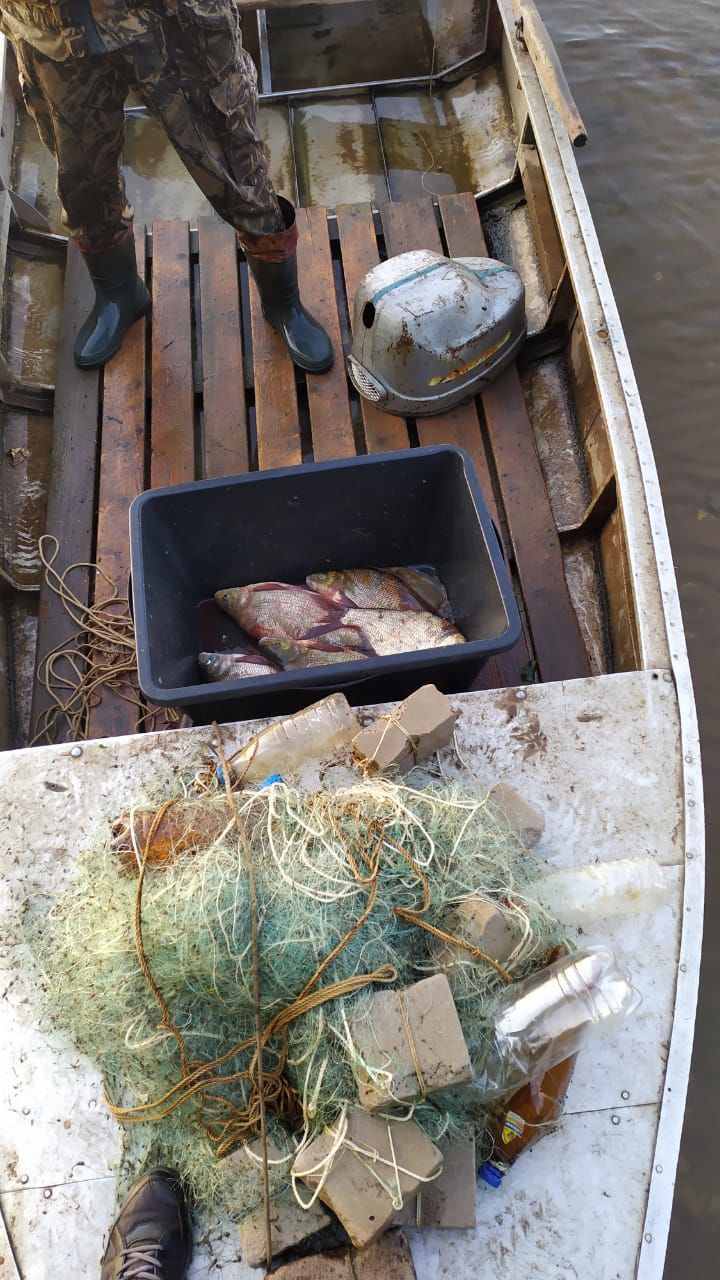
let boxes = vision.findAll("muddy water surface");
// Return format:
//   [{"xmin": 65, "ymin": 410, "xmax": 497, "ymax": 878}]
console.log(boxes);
[{"xmin": 539, "ymin": 1, "xmax": 720, "ymax": 1271}]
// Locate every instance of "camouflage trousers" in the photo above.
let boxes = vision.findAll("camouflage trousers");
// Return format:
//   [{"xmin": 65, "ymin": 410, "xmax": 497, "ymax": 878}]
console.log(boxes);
[{"xmin": 15, "ymin": 5, "xmax": 283, "ymax": 249}]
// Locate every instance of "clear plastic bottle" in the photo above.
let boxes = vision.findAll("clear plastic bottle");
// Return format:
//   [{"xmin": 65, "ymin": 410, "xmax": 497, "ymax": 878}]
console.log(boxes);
[
  {"xmin": 533, "ymin": 856, "xmax": 675, "ymax": 924},
  {"xmin": 476, "ymin": 946, "xmax": 640, "ymax": 1100},
  {"xmin": 479, "ymin": 1054, "xmax": 577, "ymax": 1188},
  {"xmin": 226, "ymin": 693, "xmax": 359, "ymax": 784}
]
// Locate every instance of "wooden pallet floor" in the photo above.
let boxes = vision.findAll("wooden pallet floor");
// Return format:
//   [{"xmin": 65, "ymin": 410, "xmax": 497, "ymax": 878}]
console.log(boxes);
[{"xmin": 31, "ymin": 192, "xmax": 590, "ymax": 743}]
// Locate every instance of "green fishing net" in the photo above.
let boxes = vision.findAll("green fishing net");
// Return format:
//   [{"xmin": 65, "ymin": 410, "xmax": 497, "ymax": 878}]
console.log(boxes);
[{"xmin": 24, "ymin": 775, "xmax": 564, "ymax": 1221}]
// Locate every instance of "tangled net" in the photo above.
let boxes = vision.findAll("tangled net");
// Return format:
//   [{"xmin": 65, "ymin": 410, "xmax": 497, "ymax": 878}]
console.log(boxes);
[{"xmin": 24, "ymin": 772, "xmax": 564, "ymax": 1222}]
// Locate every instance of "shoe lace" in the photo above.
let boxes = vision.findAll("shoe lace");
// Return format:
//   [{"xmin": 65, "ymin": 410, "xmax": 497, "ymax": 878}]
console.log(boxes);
[{"xmin": 118, "ymin": 1241, "xmax": 166, "ymax": 1279}]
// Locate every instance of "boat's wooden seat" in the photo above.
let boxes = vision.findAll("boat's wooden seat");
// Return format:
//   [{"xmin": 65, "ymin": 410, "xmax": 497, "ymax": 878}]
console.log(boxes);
[{"xmin": 31, "ymin": 193, "xmax": 589, "ymax": 742}]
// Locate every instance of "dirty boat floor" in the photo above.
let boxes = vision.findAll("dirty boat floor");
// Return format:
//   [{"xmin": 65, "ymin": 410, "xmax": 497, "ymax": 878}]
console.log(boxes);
[
  {"xmin": 0, "ymin": 675, "xmax": 682, "ymax": 1277},
  {"xmin": 28, "ymin": 192, "xmax": 600, "ymax": 743}
]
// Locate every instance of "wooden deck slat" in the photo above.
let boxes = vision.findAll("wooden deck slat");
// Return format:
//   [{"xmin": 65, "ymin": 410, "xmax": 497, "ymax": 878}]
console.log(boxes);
[
  {"xmin": 380, "ymin": 198, "xmax": 498, "ymax": 500},
  {"xmin": 380, "ymin": 198, "xmax": 443, "ymax": 258},
  {"xmin": 151, "ymin": 220, "xmax": 194, "ymax": 488},
  {"xmin": 30, "ymin": 241, "xmax": 100, "ymax": 739},
  {"xmin": 380, "ymin": 199, "xmax": 521, "ymax": 689},
  {"xmin": 335, "ymin": 202, "xmax": 410, "ymax": 453},
  {"xmin": 435, "ymin": 194, "xmax": 507, "ymax": 525},
  {"xmin": 295, "ymin": 206, "xmax": 355, "ymax": 461},
  {"xmin": 435, "ymin": 193, "xmax": 535, "ymax": 690},
  {"xmin": 247, "ymin": 264, "xmax": 301, "ymax": 471},
  {"xmin": 431, "ymin": 194, "xmax": 589, "ymax": 683},
  {"xmin": 197, "ymin": 219, "xmax": 248, "ymax": 479},
  {"xmin": 517, "ymin": 144, "xmax": 565, "ymax": 301},
  {"xmin": 436, "ymin": 191, "xmax": 489, "ymax": 260},
  {"xmin": 483, "ymin": 366, "xmax": 590, "ymax": 682},
  {"xmin": 87, "ymin": 225, "xmax": 148, "ymax": 741}
]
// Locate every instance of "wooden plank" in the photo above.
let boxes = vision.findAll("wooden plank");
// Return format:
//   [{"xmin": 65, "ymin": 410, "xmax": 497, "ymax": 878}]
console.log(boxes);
[
  {"xmin": 435, "ymin": 194, "xmax": 588, "ymax": 681},
  {"xmin": 197, "ymin": 218, "xmax": 248, "ymax": 479},
  {"xmin": 437, "ymin": 190, "xmax": 488, "ymax": 259},
  {"xmin": 411, "ymin": 196, "xmax": 501, "ymax": 506},
  {"xmin": 0, "ymin": 40, "xmax": 17, "ymax": 190},
  {"xmin": 380, "ymin": 200, "xmax": 492, "ymax": 489},
  {"xmin": 247, "ymin": 261, "xmax": 301, "ymax": 471},
  {"xmin": 436, "ymin": 193, "xmax": 534, "ymax": 690},
  {"xmin": 568, "ymin": 311, "xmax": 601, "ymax": 439},
  {"xmin": 483, "ymin": 365, "xmax": 590, "ymax": 682},
  {"xmin": 150, "ymin": 220, "xmax": 194, "ymax": 488},
  {"xmin": 380, "ymin": 198, "xmax": 444, "ymax": 258},
  {"xmin": 517, "ymin": 144, "xmax": 565, "ymax": 299},
  {"xmin": 381, "ymin": 198, "xmax": 505, "ymax": 536},
  {"xmin": 30, "ymin": 241, "xmax": 101, "ymax": 739},
  {"xmin": 378, "ymin": 198, "xmax": 521, "ymax": 690},
  {"xmin": 94, "ymin": 225, "xmax": 147, "ymax": 598},
  {"xmin": 600, "ymin": 508, "xmax": 641, "ymax": 673},
  {"xmin": 295, "ymin": 205, "xmax": 355, "ymax": 461},
  {"xmin": 335, "ymin": 202, "xmax": 410, "ymax": 453},
  {"xmin": 87, "ymin": 224, "xmax": 147, "ymax": 741}
]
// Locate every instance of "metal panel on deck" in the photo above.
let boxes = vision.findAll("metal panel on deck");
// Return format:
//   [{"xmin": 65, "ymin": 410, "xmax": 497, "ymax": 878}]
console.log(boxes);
[
  {"xmin": 293, "ymin": 97, "xmax": 389, "ymax": 208},
  {"xmin": 0, "ymin": 672, "xmax": 686, "ymax": 1276}
]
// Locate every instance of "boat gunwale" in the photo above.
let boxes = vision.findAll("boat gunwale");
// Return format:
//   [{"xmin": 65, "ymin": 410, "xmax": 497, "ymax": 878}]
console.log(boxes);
[{"xmin": 496, "ymin": 2, "xmax": 704, "ymax": 1273}]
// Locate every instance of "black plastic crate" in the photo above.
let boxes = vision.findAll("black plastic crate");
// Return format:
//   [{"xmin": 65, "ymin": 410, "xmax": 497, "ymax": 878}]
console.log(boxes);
[{"xmin": 129, "ymin": 446, "xmax": 521, "ymax": 724}]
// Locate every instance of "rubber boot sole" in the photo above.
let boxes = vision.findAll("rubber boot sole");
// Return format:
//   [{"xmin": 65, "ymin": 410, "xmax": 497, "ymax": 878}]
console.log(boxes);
[
  {"xmin": 74, "ymin": 293, "xmax": 152, "ymax": 371},
  {"xmin": 291, "ymin": 349, "xmax": 334, "ymax": 375},
  {"xmin": 263, "ymin": 314, "xmax": 334, "ymax": 375}
]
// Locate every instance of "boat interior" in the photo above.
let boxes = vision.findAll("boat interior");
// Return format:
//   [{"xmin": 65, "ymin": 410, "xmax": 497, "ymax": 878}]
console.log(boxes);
[{"xmin": 0, "ymin": 0, "xmax": 640, "ymax": 749}]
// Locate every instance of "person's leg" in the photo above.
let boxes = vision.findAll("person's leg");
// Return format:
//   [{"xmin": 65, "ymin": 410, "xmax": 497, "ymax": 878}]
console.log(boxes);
[
  {"xmin": 15, "ymin": 41, "xmax": 150, "ymax": 368},
  {"xmin": 132, "ymin": 5, "xmax": 332, "ymax": 372}
]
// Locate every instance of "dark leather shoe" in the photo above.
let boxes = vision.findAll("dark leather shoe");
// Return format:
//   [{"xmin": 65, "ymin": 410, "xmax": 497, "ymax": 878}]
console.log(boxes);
[
  {"xmin": 74, "ymin": 229, "xmax": 151, "ymax": 371},
  {"xmin": 100, "ymin": 1167, "xmax": 192, "ymax": 1279}
]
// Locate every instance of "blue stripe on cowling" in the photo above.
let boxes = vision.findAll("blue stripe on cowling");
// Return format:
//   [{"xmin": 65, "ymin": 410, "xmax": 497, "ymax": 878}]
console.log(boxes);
[{"xmin": 369, "ymin": 258, "xmax": 513, "ymax": 306}]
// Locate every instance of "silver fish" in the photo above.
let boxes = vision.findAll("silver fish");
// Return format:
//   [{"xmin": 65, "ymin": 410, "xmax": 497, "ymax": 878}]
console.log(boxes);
[
  {"xmin": 260, "ymin": 637, "xmax": 369, "ymax": 670},
  {"xmin": 214, "ymin": 583, "xmax": 338, "ymax": 641},
  {"xmin": 340, "ymin": 608, "xmax": 464, "ymax": 656},
  {"xmin": 307, "ymin": 567, "xmax": 453, "ymax": 619},
  {"xmin": 391, "ymin": 567, "xmax": 454, "ymax": 621},
  {"xmin": 199, "ymin": 651, "xmax": 279, "ymax": 683}
]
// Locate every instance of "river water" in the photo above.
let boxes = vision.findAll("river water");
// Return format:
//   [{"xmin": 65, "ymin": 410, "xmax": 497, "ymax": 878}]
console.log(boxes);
[{"xmin": 539, "ymin": 2, "xmax": 720, "ymax": 1272}]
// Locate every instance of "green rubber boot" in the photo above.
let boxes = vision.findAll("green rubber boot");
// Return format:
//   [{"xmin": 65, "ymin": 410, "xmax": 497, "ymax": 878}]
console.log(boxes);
[
  {"xmin": 74, "ymin": 230, "xmax": 150, "ymax": 370},
  {"xmin": 244, "ymin": 198, "xmax": 333, "ymax": 375}
]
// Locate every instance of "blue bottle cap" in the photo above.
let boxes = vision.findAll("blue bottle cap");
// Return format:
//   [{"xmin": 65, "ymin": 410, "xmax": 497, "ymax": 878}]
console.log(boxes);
[
  {"xmin": 479, "ymin": 1161, "xmax": 505, "ymax": 1189},
  {"xmin": 258, "ymin": 773, "xmax": 284, "ymax": 789}
]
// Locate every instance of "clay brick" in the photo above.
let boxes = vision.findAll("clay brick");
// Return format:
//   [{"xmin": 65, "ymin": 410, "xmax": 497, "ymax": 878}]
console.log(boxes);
[
  {"xmin": 352, "ymin": 974, "xmax": 473, "ymax": 1109},
  {"xmin": 292, "ymin": 1110, "xmax": 442, "ymax": 1248},
  {"xmin": 268, "ymin": 1228, "xmax": 417, "ymax": 1280},
  {"xmin": 240, "ymin": 1193, "xmax": 331, "ymax": 1268},
  {"xmin": 394, "ymin": 1139, "xmax": 476, "ymax": 1229},
  {"xmin": 434, "ymin": 896, "xmax": 524, "ymax": 973},
  {"xmin": 230, "ymin": 1138, "xmax": 332, "ymax": 1267},
  {"xmin": 490, "ymin": 782, "xmax": 545, "ymax": 849},
  {"xmin": 353, "ymin": 685, "xmax": 457, "ymax": 774}
]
